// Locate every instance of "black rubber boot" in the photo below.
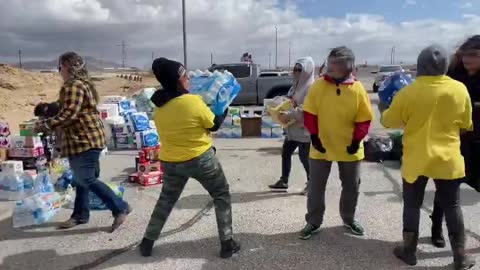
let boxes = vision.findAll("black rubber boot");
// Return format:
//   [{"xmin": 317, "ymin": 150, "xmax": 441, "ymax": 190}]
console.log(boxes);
[
  {"xmin": 449, "ymin": 234, "xmax": 475, "ymax": 270},
  {"xmin": 139, "ymin": 237, "xmax": 155, "ymax": 257},
  {"xmin": 430, "ymin": 215, "xmax": 446, "ymax": 248},
  {"xmin": 393, "ymin": 231, "xmax": 418, "ymax": 266},
  {"xmin": 220, "ymin": 239, "xmax": 241, "ymax": 258}
]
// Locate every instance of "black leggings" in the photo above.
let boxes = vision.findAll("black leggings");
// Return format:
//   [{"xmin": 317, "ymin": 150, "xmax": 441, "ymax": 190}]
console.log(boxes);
[
  {"xmin": 403, "ymin": 177, "xmax": 464, "ymax": 236},
  {"xmin": 281, "ymin": 140, "xmax": 310, "ymax": 184}
]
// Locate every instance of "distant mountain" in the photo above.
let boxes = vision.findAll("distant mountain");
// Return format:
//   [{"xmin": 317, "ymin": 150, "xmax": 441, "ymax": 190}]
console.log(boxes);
[{"xmin": 16, "ymin": 56, "xmax": 127, "ymax": 71}]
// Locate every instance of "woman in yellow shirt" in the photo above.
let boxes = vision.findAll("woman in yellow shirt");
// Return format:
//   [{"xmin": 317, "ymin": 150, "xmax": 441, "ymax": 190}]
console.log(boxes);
[
  {"xmin": 139, "ymin": 58, "xmax": 240, "ymax": 259},
  {"xmin": 381, "ymin": 45, "xmax": 475, "ymax": 269}
]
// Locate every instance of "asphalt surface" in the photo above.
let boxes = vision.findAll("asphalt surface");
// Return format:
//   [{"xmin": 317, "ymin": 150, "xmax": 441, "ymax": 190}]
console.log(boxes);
[{"xmin": 1, "ymin": 84, "xmax": 480, "ymax": 270}]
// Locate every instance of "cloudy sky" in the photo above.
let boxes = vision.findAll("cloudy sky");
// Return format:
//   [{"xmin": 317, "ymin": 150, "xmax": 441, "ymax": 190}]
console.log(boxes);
[{"xmin": 0, "ymin": 0, "xmax": 479, "ymax": 69}]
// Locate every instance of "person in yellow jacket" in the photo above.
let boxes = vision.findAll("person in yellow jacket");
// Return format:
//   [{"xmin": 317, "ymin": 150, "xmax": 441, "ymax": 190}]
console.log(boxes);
[
  {"xmin": 381, "ymin": 45, "xmax": 475, "ymax": 269},
  {"xmin": 139, "ymin": 58, "xmax": 240, "ymax": 259},
  {"xmin": 299, "ymin": 46, "xmax": 374, "ymax": 240}
]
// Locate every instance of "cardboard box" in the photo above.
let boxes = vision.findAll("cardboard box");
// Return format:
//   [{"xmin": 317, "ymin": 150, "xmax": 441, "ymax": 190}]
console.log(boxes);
[
  {"xmin": 101, "ymin": 96, "xmax": 126, "ymax": 104},
  {"xmin": 0, "ymin": 122, "xmax": 10, "ymax": 137},
  {"xmin": 0, "ymin": 148, "xmax": 7, "ymax": 162},
  {"xmin": 1, "ymin": 160, "xmax": 24, "ymax": 174},
  {"xmin": 138, "ymin": 161, "xmax": 161, "ymax": 174},
  {"xmin": 241, "ymin": 117, "xmax": 261, "ymax": 137},
  {"xmin": 0, "ymin": 136, "xmax": 10, "ymax": 148},
  {"xmin": 98, "ymin": 104, "xmax": 120, "ymax": 120},
  {"xmin": 118, "ymin": 100, "xmax": 135, "ymax": 113},
  {"xmin": 11, "ymin": 136, "xmax": 43, "ymax": 148},
  {"xmin": 138, "ymin": 171, "xmax": 162, "ymax": 186},
  {"xmin": 114, "ymin": 133, "xmax": 136, "ymax": 149},
  {"xmin": 127, "ymin": 112, "xmax": 150, "ymax": 132},
  {"xmin": 111, "ymin": 124, "xmax": 130, "ymax": 134},
  {"xmin": 135, "ymin": 130, "xmax": 159, "ymax": 149},
  {"xmin": 129, "ymin": 173, "xmax": 139, "ymax": 183},
  {"xmin": 19, "ymin": 121, "xmax": 37, "ymax": 137},
  {"xmin": 8, "ymin": 147, "xmax": 44, "ymax": 158}
]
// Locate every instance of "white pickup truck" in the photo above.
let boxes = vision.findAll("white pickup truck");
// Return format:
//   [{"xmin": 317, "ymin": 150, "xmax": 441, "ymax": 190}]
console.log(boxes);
[{"xmin": 209, "ymin": 63, "xmax": 293, "ymax": 105}]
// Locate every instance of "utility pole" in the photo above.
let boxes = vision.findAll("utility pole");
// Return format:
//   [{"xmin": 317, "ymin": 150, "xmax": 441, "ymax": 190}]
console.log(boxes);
[
  {"xmin": 182, "ymin": 0, "xmax": 188, "ymax": 69},
  {"xmin": 288, "ymin": 41, "xmax": 291, "ymax": 68},
  {"xmin": 151, "ymin": 51, "xmax": 154, "ymax": 62},
  {"xmin": 269, "ymin": 52, "xmax": 272, "ymax": 69},
  {"xmin": 18, "ymin": 50, "xmax": 22, "ymax": 69},
  {"xmin": 390, "ymin": 46, "xmax": 396, "ymax": 64},
  {"xmin": 116, "ymin": 41, "xmax": 127, "ymax": 68},
  {"xmin": 275, "ymin": 26, "xmax": 278, "ymax": 69}
]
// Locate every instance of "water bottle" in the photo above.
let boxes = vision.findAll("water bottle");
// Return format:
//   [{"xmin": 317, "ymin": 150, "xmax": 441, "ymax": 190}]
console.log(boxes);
[
  {"xmin": 22, "ymin": 172, "xmax": 34, "ymax": 196},
  {"xmin": 34, "ymin": 169, "xmax": 54, "ymax": 194}
]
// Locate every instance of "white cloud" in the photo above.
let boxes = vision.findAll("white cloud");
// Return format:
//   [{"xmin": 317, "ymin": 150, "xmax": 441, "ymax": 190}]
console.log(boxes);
[
  {"xmin": 0, "ymin": 0, "xmax": 478, "ymax": 68},
  {"xmin": 460, "ymin": 2, "xmax": 473, "ymax": 9},
  {"xmin": 404, "ymin": 0, "xmax": 417, "ymax": 6}
]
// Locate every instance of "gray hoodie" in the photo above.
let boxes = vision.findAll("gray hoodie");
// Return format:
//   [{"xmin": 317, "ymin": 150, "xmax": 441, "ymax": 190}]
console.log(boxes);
[
  {"xmin": 285, "ymin": 57, "xmax": 315, "ymax": 143},
  {"xmin": 417, "ymin": 45, "xmax": 448, "ymax": 77}
]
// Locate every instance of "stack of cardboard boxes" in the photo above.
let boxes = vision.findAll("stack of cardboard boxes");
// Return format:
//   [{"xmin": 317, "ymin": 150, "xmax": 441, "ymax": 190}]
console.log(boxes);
[
  {"xmin": 8, "ymin": 121, "xmax": 45, "ymax": 170},
  {"xmin": 129, "ymin": 146, "xmax": 163, "ymax": 186},
  {"xmin": 212, "ymin": 106, "xmax": 284, "ymax": 139},
  {"xmin": 0, "ymin": 122, "xmax": 10, "ymax": 162},
  {"xmin": 98, "ymin": 96, "xmax": 160, "ymax": 150}
]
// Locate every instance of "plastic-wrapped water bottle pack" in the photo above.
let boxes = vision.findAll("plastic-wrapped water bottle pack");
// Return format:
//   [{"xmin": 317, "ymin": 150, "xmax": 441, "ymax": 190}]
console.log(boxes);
[
  {"xmin": 189, "ymin": 70, "xmax": 242, "ymax": 115},
  {"xmin": 0, "ymin": 172, "xmax": 35, "ymax": 201},
  {"xmin": 378, "ymin": 72, "xmax": 414, "ymax": 107}
]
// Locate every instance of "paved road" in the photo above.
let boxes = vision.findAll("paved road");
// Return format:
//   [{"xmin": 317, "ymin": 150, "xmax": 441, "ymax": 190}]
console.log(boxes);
[{"xmin": 1, "ymin": 86, "xmax": 480, "ymax": 269}]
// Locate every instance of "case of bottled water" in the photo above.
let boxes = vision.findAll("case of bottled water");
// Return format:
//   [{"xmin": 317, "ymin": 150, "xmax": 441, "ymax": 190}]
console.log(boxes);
[
  {"xmin": 189, "ymin": 70, "xmax": 242, "ymax": 115},
  {"xmin": 0, "ymin": 171, "xmax": 35, "ymax": 201},
  {"xmin": 13, "ymin": 192, "xmax": 62, "ymax": 228}
]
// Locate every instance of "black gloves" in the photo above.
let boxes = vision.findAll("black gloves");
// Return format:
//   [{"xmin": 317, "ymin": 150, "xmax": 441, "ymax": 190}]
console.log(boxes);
[
  {"xmin": 347, "ymin": 140, "xmax": 361, "ymax": 155},
  {"xmin": 310, "ymin": 134, "xmax": 326, "ymax": 153},
  {"xmin": 208, "ymin": 108, "xmax": 229, "ymax": 132}
]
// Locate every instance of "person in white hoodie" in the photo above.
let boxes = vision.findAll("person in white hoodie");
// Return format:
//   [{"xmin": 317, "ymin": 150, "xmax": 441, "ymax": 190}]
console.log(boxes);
[{"xmin": 269, "ymin": 57, "xmax": 315, "ymax": 195}]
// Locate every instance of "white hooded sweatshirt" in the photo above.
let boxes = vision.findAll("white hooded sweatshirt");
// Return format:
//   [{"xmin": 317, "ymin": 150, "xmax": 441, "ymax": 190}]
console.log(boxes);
[{"xmin": 285, "ymin": 57, "xmax": 315, "ymax": 143}]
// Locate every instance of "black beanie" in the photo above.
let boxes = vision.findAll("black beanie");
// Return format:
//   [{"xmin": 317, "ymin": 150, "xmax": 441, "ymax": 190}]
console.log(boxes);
[{"xmin": 152, "ymin": 57, "xmax": 186, "ymax": 91}]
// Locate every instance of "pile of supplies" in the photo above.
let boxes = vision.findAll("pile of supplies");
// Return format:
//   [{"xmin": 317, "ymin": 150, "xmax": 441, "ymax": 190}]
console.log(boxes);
[
  {"xmin": 129, "ymin": 146, "xmax": 163, "ymax": 186},
  {"xmin": 98, "ymin": 95, "xmax": 160, "ymax": 150}
]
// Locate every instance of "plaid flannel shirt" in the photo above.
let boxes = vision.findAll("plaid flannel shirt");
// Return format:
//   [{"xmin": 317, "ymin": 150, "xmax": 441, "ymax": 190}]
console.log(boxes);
[{"xmin": 43, "ymin": 79, "xmax": 106, "ymax": 157}]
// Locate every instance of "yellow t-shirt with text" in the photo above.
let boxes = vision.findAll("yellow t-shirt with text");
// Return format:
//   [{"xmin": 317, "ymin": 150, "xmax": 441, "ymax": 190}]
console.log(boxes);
[
  {"xmin": 303, "ymin": 78, "xmax": 374, "ymax": 162},
  {"xmin": 153, "ymin": 94, "xmax": 214, "ymax": 162},
  {"xmin": 381, "ymin": 76, "xmax": 472, "ymax": 183}
]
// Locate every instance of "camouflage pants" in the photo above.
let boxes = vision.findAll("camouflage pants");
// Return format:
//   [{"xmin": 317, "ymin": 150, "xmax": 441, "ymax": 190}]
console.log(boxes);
[{"xmin": 144, "ymin": 148, "xmax": 233, "ymax": 242}]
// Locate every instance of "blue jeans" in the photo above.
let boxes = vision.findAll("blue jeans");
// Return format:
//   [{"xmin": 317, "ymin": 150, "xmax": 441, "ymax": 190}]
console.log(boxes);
[{"xmin": 69, "ymin": 149, "xmax": 129, "ymax": 223}]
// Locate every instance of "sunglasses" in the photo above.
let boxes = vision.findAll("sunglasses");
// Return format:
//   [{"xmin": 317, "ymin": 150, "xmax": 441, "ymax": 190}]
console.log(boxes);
[{"xmin": 293, "ymin": 68, "xmax": 302, "ymax": 72}]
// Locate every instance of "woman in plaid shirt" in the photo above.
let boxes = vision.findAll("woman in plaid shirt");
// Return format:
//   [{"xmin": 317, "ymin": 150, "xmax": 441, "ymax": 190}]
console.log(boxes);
[{"xmin": 35, "ymin": 52, "xmax": 131, "ymax": 232}]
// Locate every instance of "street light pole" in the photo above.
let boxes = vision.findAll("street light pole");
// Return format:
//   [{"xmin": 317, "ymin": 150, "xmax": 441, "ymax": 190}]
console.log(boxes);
[
  {"xmin": 275, "ymin": 26, "xmax": 278, "ymax": 69},
  {"xmin": 288, "ymin": 41, "xmax": 291, "ymax": 69},
  {"xmin": 269, "ymin": 52, "xmax": 271, "ymax": 69},
  {"xmin": 182, "ymin": 0, "xmax": 187, "ymax": 69}
]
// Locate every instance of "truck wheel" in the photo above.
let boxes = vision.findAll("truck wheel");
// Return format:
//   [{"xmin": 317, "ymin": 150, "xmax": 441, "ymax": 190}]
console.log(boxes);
[{"xmin": 373, "ymin": 83, "xmax": 379, "ymax": 93}]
